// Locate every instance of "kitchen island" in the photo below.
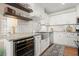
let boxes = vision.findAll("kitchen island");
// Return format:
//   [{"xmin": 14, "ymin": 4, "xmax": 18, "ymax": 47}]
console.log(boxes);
[{"xmin": 0, "ymin": 33, "xmax": 41, "ymax": 56}]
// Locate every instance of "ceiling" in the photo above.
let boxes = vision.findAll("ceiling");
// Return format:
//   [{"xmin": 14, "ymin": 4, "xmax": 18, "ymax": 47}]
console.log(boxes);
[{"xmin": 36, "ymin": 3, "xmax": 79, "ymax": 14}]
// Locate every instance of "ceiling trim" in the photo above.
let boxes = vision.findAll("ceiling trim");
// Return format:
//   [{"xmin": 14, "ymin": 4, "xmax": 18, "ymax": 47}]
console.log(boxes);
[{"xmin": 49, "ymin": 7, "xmax": 76, "ymax": 16}]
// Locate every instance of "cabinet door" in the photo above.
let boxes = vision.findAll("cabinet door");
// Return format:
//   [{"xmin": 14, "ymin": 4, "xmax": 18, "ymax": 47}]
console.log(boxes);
[
  {"xmin": 34, "ymin": 35, "xmax": 41, "ymax": 56},
  {"xmin": 54, "ymin": 32, "xmax": 65, "ymax": 45},
  {"xmin": 54, "ymin": 32, "xmax": 77, "ymax": 47},
  {"xmin": 65, "ymin": 33, "xmax": 77, "ymax": 47},
  {"xmin": 49, "ymin": 33, "xmax": 53, "ymax": 44}
]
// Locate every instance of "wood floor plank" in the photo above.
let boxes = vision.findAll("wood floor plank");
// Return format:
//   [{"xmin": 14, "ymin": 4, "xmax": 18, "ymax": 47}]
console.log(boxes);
[{"xmin": 64, "ymin": 46, "xmax": 78, "ymax": 56}]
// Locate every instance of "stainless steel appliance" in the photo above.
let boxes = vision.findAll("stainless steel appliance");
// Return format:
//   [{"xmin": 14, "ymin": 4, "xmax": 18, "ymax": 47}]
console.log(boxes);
[
  {"xmin": 76, "ymin": 18, "xmax": 79, "ymax": 36},
  {"xmin": 13, "ymin": 36, "xmax": 34, "ymax": 56}
]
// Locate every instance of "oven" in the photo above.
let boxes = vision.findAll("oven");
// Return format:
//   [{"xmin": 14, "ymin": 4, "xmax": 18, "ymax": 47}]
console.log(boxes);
[{"xmin": 13, "ymin": 36, "xmax": 34, "ymax": 56}]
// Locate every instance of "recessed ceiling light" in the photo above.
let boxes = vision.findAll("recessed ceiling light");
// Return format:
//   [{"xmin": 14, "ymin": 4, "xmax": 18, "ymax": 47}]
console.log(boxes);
[{"xmin": 61, "ymin": 3, "xmax": 65, "ymax": 5}]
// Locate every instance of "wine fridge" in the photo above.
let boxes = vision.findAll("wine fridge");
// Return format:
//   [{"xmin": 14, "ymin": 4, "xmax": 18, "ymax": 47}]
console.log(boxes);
[{"xmin": 13, "ymin": 36, "xmax": 34, "ymax": 56}]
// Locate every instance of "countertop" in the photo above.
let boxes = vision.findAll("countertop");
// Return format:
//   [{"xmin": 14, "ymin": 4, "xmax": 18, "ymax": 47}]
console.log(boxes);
[{"xmin": 0, "ymin": 33, "xmax": 40, "ymax": 41}]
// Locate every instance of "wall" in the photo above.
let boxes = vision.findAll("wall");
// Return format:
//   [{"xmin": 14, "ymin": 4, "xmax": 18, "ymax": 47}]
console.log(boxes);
[
  {"xmin": 16, "ymin": 19, "xmax": 40, "ymax": 33},
  {"xmin": 0, "ymin": 15, "xmax": 6, "ymax": 35},
  {"xmin": 76, "ymin": 5, "xmax": 79, "ymax": 17},
  {"xmin": 49, "ymin": 7, "xmax": 77, "ymax": 47},
  {"xmin": 30, "ymin": 4, "xmax": 49, "ymax": 32},
  {"xmin": 49, "ymin": 8, "xmax": 77, "ymax": 25}
]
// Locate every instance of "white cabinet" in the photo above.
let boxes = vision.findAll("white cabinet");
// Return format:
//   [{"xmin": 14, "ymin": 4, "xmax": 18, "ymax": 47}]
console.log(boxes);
[
  {"xmin": 4, "ymin": 39, "xmax": 13, "ymax": 56},
  {"xmin": 53, "ymin": 32, "xmax": 65, "ymax": 45},
  {"xmin": 65, "ymin": 33, "xmax": 77, "ymax": 47},
  {"xmin": 40, "ymin": 38, "xmax": 49, "ymax": 53},
  {"xmin": 34, "ymin": 35, "xmax": 41, "ymax": 56},
  {"xmin": 49, "ymin": 32, "xmax": 53, "ymax": 44},
  {"xmin": 53, "ymin": 32, "xmax": 77, "ymax": 47}
]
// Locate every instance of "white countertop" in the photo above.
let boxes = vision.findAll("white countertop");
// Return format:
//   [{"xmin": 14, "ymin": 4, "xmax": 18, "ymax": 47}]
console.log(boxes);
[{"xmin": 0, "ymin": 33, "xmax": 40, "ymax": 41}]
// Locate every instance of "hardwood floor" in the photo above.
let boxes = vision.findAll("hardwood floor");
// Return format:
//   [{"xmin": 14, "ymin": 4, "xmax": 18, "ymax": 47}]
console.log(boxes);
[
  {"xmin": 64, "ymin": 46, "xmax": 78, "ymax": 56},
  {"xmin": 41, "ymin": 44, "xmax": 78, "ymax": 56}
]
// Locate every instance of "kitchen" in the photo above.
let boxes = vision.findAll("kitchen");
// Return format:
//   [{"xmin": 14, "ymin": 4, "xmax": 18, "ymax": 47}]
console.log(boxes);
[{"xmin": 0, "ymin": 3, "xmax": 79, "ymax": 56}]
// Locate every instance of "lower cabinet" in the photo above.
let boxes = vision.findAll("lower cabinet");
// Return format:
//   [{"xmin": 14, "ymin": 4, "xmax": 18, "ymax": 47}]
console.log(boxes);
[
  {"xmin": 54, "ymin": 32, "xmax": 77, "ymax": 47},
  {"xmin": 34, "ymin": 35, "xmax": 41, "ymax": 56},
  {"xmin": 34, "ymin": 34, "xmax": 50, "ymax": 56},
  {"xmin": 65, "ymin": 33, "xmax": 77, "ymax": 47}
]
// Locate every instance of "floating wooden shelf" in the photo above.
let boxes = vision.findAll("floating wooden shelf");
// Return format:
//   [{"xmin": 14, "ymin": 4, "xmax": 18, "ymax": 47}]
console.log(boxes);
[
  {"xmin": 4, "ymin": 12, "xmax": 32, "ymax": 21},
  {"xmin": 6, "ymin": 3, "xmax": 33, "ymax": 13}
]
